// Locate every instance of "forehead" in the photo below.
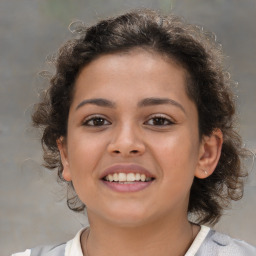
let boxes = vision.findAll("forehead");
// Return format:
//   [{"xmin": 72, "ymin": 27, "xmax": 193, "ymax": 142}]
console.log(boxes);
[
  {"xmin": 68, "ymin": 48, "xmax": 198, "ymax": 120},
  {"xmin": 70, "ymin": 49, "xmax": 194, "ymax": 112},
  {"xmin": 73, "ymin": 48, "xmax": 189, "ymax": 97},
  {"xmin": 79, "ymin": 48, "xmax": 187, "ymax": 76}
]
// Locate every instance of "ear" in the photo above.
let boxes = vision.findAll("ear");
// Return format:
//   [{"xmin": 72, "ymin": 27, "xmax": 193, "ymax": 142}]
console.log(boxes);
[
  {"xmin": 57, "ymin": 137, "xmax": 72, "ymax": 181},
  {"xmin": 195, "ymin": 129, "xmax": 223, "ymax": 179}
]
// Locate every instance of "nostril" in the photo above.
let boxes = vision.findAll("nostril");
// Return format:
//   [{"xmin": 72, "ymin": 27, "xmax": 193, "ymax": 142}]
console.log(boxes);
[{"xmin": 130, "ymin": 150, "xmax": 139, "ymax": 154}]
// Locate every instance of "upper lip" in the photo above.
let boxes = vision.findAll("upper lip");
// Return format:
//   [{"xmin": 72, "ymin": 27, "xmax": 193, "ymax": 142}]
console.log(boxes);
[{"xmin": 100, "ymin": 164, "xmax": 155, "ymax": 179}]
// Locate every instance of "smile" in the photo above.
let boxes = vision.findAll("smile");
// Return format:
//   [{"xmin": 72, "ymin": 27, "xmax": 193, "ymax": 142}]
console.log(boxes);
[
  {"xmin": 101, "ymin": 164, "xmax": 155, "ymax": 192},
  {"xmin": 103, "ymin": 172, "xmax": 154, "ymax": 182}
]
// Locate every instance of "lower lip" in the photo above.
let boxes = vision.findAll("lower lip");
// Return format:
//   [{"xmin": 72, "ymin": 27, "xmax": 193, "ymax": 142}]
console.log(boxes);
[{"xmin": 102, "ymin": 180, "xmax": 154, "ymax": 192}]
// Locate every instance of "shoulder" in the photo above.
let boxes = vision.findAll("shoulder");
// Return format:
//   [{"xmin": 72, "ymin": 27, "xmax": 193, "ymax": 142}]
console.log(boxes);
[
  {"xmin": 11, "ymin": 243, "xmax": 66, "ymax": 256},
  {"xmin": 11, "ymin": 227, "xmax": 86, "ymax": 256},
  {"xmin": 11, "ymin": 249, "xmax": 31, "ymax": 256},
  {"xmin": 197, "ymin": 229, "xmax": 256, "ymax": 256}
]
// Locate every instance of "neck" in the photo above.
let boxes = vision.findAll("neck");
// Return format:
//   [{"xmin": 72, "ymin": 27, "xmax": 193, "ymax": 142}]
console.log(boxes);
[{"xmin": 81, "ymin": 213, "xmax": 199, "ymax": 256}]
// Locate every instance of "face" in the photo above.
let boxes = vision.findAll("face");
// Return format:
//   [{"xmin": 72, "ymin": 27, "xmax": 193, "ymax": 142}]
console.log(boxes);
[{"xmin": 59, "ymin": 49, "xmax": 206, "ymax": 227}]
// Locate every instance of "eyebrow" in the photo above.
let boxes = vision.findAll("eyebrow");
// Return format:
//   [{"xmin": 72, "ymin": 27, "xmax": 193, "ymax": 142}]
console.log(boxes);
[
  {"xmin": 76, "ymin": 98, "xmax": 116, "ymax": 110},
  {"xmin": 76, "ymin": 97, "xmax": 186, "ymax": 114},
  {"xmin": 138, "ymin": 97, "xmax": 186, "ymax": 114}
]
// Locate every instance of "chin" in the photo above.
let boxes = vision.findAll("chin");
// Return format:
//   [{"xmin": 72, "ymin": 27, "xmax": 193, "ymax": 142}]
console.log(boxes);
[
  {"xmin": 104, "ymin": 206, "xmax": 155, "ymax": 227},
  {"xmin": 108, "ymin": 215, "xmax": 150, "ymax": 228},
  {"xmin": 87, "ymin": 204, "xmax": 149, "ymax": 227}
]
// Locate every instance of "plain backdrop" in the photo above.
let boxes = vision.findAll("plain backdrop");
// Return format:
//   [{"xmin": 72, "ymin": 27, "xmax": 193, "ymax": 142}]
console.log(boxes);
[{"xmin": 0, "ymin": 0, "xmax": 255, "ymax": 255}]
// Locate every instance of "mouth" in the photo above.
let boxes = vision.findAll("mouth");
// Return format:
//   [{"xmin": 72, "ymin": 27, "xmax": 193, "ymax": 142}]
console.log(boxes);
[
  {"xmin": 102, "ymin": 172, "xmax": 155, "ymax": 183},
  {"xmin": 100, "ymin": 164, "xmax": 156, "ymax": 192}
]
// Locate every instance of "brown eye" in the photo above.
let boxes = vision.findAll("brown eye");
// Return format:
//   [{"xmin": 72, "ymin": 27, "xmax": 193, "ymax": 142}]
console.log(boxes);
[
  {"xmin": 145, "ymin": 115, "xmax": 174, "ymax": 126},
  {"xmin": 83, "ymin": 116, "xmax": 111, "ymax": 126}
]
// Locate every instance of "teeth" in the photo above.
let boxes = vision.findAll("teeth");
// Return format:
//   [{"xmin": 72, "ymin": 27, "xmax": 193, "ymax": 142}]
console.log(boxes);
[
  {"xmin": 108, "ymin": 174, "xmax": 114, "ymax": 182},
  {"xmin": 118, "ymin": 173, "xmax": 126, "ymax": 182},
  {"xmin": 113, "ymin": 173, "xmax": 118, "ymax": 181},
  {"xmin": 141, "ymin": 174, "xmax": 146, "ymax": 182},
  {"xmin": 135, "ymin": 173, "xmax": 140, "ymax": 181},
  {"xmin": 104, "ymin": 173, "xmax": 153, "ymax": 182},
  {"xmin": 127, "ymin": 173, "xmax": 135, "ymax": 181}
]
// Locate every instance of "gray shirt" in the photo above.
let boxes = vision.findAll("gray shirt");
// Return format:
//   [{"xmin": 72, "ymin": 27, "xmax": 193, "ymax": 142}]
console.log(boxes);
[{"xmin": 13, "ymin": 226, "xmax": 256, "ymax": 256}]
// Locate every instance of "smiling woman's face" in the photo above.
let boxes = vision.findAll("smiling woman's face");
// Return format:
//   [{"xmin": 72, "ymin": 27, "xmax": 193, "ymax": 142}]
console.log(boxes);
[{"xmin": 58, "ymin": 49, "xmax": 205, "ymax": 227}]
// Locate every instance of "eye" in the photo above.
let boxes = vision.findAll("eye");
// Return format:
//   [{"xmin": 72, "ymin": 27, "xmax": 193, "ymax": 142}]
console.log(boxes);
[
  {"xmin": 82, "ymin": 116, "xmax": 111, "ymax": 127},
  {"xmin": 145, "ymin": 115, "xmax": 174, "ymax": 126}
]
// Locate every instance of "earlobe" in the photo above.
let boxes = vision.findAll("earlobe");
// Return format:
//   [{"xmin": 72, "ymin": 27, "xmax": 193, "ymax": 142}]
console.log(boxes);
[
  {"xmin": 195, "ymin": 129, "xmax": 223, "ymax": 179},
  {"xmin": 57, "ymin": 137, "xmax": 72, "ymax": 181}
]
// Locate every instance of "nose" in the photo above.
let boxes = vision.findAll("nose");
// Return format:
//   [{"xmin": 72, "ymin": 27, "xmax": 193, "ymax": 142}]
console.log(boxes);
[{"xmin": 107, "ymin": 123, "xmax": 146, "ymax": 157}]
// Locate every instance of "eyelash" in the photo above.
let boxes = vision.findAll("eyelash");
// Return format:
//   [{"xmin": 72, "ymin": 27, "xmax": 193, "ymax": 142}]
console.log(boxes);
[
  {"xmin": 144, "ymin": 114, "xmax": 174, "ymax": 126},
  {"xmin": 82, "ymin": 115, "xmax": 111, "ymax": 127},
  {"xmin": 82, "ymin": 114, "xmax": 174, "ymax": 127}
]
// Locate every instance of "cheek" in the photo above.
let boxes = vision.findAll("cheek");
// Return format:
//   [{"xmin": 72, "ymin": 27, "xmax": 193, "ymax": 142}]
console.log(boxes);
[
  {"xmin": 66, "ymin": 138, "xmax": 100, "ymax": 205},
  {"xmin": 67, "ymin": 133, "xmax": 105, "ymax": 182},
  {"xmin": 154, "ymin": 133, "xmax": 196, "ymax": 157},
  {"xmin": 150, "ymin": 129, "xmax": 199, "ymax": 175}
]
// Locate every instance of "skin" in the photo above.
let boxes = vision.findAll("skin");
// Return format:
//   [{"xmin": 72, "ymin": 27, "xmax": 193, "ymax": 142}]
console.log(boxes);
[{"xmin": 58, "ymin": 49, "xmax": 223, "ymax": 256}]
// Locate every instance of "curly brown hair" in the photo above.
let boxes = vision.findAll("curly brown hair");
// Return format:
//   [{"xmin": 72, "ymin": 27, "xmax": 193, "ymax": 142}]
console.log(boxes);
[{"xmin": 32, "ymin": 9, "xmax": 248, "ymax": 224}]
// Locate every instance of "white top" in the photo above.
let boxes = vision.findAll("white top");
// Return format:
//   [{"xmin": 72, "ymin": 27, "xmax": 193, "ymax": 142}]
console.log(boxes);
[
  {"xmin": 185, "ymin": 225, "xmax": 210, "ymax": 256},
  {"xmin": 11, "ymin": 225, "xmax": 211, "ymax": 256}
]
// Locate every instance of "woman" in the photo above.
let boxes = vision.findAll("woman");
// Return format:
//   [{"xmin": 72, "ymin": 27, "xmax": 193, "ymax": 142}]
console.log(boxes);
[{"xmin": 12, "ymin": 9, "xmax": 256, "ymax": 256}]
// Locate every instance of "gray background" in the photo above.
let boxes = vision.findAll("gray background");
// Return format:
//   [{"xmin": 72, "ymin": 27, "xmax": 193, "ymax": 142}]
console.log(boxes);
[{"xmin": 1, "ymin": 0, "xmax": 255, "ymax": 255}]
